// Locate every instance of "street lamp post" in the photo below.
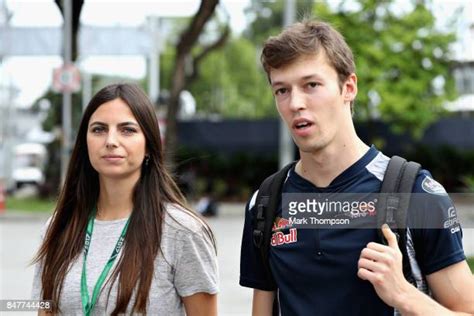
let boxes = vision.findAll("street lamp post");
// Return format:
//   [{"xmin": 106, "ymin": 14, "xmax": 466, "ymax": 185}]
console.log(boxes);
[
  {"xmin": 279, "ymin": 0, "xmax": 296, "ymax": 168},
  {"xmin": 61, "ymin": 0, "xmax": 73, "ymax": 184}
]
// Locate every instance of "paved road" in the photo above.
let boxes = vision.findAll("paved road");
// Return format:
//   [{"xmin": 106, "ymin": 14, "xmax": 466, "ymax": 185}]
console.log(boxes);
[
  {"xmin": 0, "ymin": 220, "xmax": 43, "ymax": 316},
  {"xmin": 0, "ymin": 201, "xmax": 473, "ymax": 315}
]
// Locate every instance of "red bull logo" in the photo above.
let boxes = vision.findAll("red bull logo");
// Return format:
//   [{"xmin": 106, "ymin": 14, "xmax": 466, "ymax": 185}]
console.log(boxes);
[
  {"xmin": 271, "ymin": 228, "xmax": 297, "ymax": 246},
  {"xmin": 272, "ymin": 217, "xmax": 292, "ymax": 231}
]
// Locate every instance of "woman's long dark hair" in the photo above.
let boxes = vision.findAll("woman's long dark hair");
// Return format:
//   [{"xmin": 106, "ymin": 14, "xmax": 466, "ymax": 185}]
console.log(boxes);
[{"xmin": 33, "ymin": 83, "xmax": 214, "ymax": 314}]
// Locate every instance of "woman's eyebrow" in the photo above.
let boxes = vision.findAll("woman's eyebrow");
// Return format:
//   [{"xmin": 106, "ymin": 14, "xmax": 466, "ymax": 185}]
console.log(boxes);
[
  {"xmin": 88, "ymin": 121, "xmax": 140, "ymax": 127},
  {"xmin": 117, "ymin": 122, "xmax": 140, "ymax": 127},
  {"xmin": 89, "ymin": 121, "xmax": 106, "ymax": 127}
]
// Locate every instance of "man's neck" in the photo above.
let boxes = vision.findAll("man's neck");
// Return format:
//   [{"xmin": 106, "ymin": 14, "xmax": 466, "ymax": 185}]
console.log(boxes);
[
  {"xmin": 296, "ymin": 138, "xmax": 370, "ymax": 188},
  {"xmin": 96, "ymin": 176, "xmax": 138, "ymax": 220}
]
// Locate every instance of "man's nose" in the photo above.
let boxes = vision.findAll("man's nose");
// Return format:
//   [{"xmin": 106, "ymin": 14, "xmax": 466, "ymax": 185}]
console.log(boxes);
[{"xmin": 288, "ymin": 89, "xmax": 306, "ymax": 112}]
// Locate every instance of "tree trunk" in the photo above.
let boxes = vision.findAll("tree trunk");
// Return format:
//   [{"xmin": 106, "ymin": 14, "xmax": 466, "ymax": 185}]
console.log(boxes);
[
  {"xmin": 164, "ymin": 54, "xmax": 187, "ymax": 167},
  {"xmin": 164, "ymin": 0, "xmax": 220, "ymax": 168},
  {"xmin": 54, "ymin": 0, "xmax": 83, "ymax": 61}
]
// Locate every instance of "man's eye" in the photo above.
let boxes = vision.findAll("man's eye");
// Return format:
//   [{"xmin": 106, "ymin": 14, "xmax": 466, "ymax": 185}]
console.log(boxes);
[
  {"xmin": 275, "ymin": 88, "xmax": 287, "ymax": 95},
  {"xmin": 308, "ymin": 82, "xmax": 321, "ymax": 88}
]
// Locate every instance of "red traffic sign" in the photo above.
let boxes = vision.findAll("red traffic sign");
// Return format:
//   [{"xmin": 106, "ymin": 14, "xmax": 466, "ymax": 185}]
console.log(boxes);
[{"xmin": 53, "ymin": 64, "xmax": 81, "ymax": 93}]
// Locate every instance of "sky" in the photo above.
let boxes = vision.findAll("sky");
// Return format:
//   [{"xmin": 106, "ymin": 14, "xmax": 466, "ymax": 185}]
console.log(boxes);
[
  {"xmin": 0, "ymin": 0, "xmax": 251, "ymax": 107},
  {"xmin": 0, "ymin": 0, "xmax": 472, "ymax": 108}
]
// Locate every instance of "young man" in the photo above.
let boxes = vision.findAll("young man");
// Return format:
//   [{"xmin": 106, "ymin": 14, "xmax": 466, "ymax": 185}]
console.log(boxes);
[{"xmin": 239, "ymin": 20, "xmax": 474, "ymax": 315}]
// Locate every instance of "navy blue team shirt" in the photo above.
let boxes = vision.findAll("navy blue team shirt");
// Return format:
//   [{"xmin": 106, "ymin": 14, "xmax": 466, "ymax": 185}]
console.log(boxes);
[{"xmin": 239, "ymin": 146, "xmax": 466, "ymax": 316}]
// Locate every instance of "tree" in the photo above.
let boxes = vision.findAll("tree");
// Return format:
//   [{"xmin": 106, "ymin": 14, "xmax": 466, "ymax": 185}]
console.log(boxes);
[
  {"xmin": 164, "ymin": 0, "xmax": 230, "ymax": 166},
  {"xmin": 188, "ymin": 37, "xmax": 275, "ymax": 118},
  {"xmin": 244, "ymin": 0, "xmax": 314, "ymax": 45},
  {"xmin": 159, "ymin": 30, "xmax": 274, "ymax": 118},
  {"xmin": 54, "ymin": 0, "xmax": 84, "ymax": 61},
  {"xmin": 312, "ymin": 0, "xmax": 457, "ymax": 138}
]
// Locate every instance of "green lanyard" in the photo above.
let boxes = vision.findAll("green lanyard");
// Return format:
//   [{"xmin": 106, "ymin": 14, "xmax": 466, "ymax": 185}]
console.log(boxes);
[{"xmin": 81, "ymin": 210, "xmax": 130, "ymax": 316}]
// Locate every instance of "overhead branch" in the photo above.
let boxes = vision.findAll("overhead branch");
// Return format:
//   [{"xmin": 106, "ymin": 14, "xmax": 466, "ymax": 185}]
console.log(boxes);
[
  {"xmin": 175, "ymin": 0, "xmax": 219, "ymax": 59},
  {"xmin": 187, "ymin": 25, "xmax": 231, "ymax": 84}
]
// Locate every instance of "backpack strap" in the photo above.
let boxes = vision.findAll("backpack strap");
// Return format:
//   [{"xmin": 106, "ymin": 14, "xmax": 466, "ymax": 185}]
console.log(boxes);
[
  {"xmin": 377, "ymin": 156, "xmax": 406, "ymax": 233},
  {"xmin": 253, "ymin": 162, "xmax": 295, "ymax": 286},
  {"xmin": 253, "ymin": 162, "xmax": 294, "ymax": 316},
  {"xmin": 376, "ymin": 155, "xmax": 421, "ymax": 284}
]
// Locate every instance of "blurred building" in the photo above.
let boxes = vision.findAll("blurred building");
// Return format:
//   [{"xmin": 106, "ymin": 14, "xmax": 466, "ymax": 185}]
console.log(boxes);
[{"xmin": 447, "ymin": 23, "xmax": 474, "ymax": 116}]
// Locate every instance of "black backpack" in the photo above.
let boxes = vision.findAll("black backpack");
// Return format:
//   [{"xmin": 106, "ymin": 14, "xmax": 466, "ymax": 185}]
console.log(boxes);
[{"xmin": 252, "ymin": 156, "xmax": 421, "ymax": 313}]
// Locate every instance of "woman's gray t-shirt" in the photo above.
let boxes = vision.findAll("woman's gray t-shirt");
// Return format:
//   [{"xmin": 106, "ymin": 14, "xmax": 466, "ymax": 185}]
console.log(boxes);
[{"xmin": 31, "ymin": 205, "xmax": 218, "ymax": 315}]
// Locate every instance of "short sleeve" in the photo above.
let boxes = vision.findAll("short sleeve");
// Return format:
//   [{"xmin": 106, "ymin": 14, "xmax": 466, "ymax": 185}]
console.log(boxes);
[
  {"xmin": 239, "ymin": 191, "xmax": 277, "ymax": 291},
  {"xmin": 409, "ymin": 171, "xmax": 466, "ymax": 275},
  {"xmin": 31, "ymin": 261, "xmax": 44, "ymax": 300},
  {"xmin": 174, "ymin": 227, "xmax": 219, "ymax": 297}
]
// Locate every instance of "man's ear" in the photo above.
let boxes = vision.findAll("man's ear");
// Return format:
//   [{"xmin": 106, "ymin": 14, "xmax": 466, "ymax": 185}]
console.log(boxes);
[{"xmin": 343, "ymin": 73, "xmax": 358, "ymax": 102}]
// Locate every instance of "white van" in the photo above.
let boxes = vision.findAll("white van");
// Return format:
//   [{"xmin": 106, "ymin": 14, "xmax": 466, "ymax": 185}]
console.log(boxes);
[{"xmin": 12, "ymin": 143, "xmax": 47, "ymax": 189}]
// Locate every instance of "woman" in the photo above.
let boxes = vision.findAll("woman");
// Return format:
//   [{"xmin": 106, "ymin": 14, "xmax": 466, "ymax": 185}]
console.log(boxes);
[{"xmin": 32, "ymin": 83, "xmax": 218, "ymax": 315}]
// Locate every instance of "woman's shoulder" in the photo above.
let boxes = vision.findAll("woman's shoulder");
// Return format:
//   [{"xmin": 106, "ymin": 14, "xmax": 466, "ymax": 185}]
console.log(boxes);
[
  {"xmin": 39, "ymin": 215, "xmax": 54, "ymax": 239},
  {"xmin": 163, "ymin": 203, "xmax": 209, "ymax": 235}
]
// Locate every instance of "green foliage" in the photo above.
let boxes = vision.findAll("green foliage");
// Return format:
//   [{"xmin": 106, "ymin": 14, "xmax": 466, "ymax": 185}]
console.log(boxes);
[
  {"xmin": 468, "ymin": 257, "xmax": 474, "ymax": 273},
  {"xmin": 159, "ymin": 45, "xmax": 175, "ymax": 92},
  {"xmin": 158, "ymin": 18, "xmax": 193, "ymax": 92},
  {"xmin": 461, "ymin": 175, "xmax": 474, "ymax": 193},
  {"xmin": 313, "ymin": 0, "xmax": 458, "ymax": 137},
  {"xmin": 244, "ymin": 0, "xmax": 314, "ymax": 44},
  {"xmin": 157, "ymin": 1, "xmax": 323, "ymax": 119},
  {"xmin": 160, "ymin": 36, "xmax": 275, "ymax": 118},
  {"xmin": 31, "ymin": 90, "xmax": 82, "ymax": 134},
  {"xmin": 189, "ymin": 37, "xmax": 275, "ymax": 117}
]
